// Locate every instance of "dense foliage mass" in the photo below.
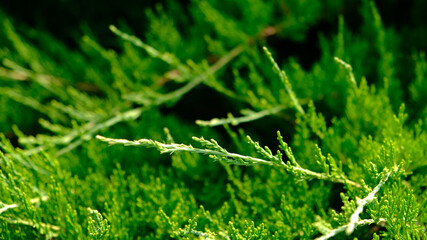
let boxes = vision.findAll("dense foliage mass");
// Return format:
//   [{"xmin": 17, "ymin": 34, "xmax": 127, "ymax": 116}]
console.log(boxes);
[{"xmin": 0, "ymin": 0, "xmax": 426, "ymax": 239}]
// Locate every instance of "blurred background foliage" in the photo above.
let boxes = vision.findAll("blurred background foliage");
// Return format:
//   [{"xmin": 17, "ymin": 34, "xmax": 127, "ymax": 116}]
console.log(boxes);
[{"xmin": 1, "ymin": 0, "xmax": 427, "ymax": 130}]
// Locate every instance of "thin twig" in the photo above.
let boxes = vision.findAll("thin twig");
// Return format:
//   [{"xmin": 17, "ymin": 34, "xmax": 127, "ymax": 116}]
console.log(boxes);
[
  {"xmin": 263, "ymin": 47, "xmax": 305, "ymax": 115},
  {"xmin": 315, "ymin": 168, "xmax": 392, "ymax": 240},
  {"xmin": 96, "ymin": 135, "xmax": 361, "ymax": 188},
  {"xmin": 196, "ymin": 105, "xmax": 286, "ymax": 127},
  {"xmin": 315, "ymin": 219, "xmax": 375, "ymax": 240},
  {"xmin": 346, "ymin": 169, "xmax": 392, "ymax": 234}
]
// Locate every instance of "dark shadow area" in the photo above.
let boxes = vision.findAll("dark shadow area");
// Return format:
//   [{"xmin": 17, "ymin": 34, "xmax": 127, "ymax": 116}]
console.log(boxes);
[{"xmin": 0, "ymin": 0, "xmax": 190, "ymax": 49}]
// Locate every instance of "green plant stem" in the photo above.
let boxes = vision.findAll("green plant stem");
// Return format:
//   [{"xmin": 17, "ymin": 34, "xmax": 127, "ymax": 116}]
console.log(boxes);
[
  {"xmin": 155, "ymin": 45, "xmax": 244, "ymax": 105},
  {"xmin": 196, "ymin": 105, "xmax": 286, "ymax": 127},
  {"xmin": 315, "ymin": 219, "xmax": 375, "ymax": 240},
  {"xmin": 96, "ymin": 135, "xmax": 361, "ymax": 187},
  {"xmin": 346, "ymin": 169, "xmax": 392, "ymax": 234},
  {"xmin": 18, "ymin": 107, "xmax": 143, "ymax": 157},
  {"xmin": 315, "ymin": 168, "xmax": 392, "ymax": 240},
  {"xmin": 263, "ymin": 47, "xmax": 305, "ymax": 115},
  {"xmin": 109, "ymin": 25, "xmax": 182, "ymax": 67},
  {"xmin": 124, "ymin": 44, "xmax": 244, "ymax": 106}
]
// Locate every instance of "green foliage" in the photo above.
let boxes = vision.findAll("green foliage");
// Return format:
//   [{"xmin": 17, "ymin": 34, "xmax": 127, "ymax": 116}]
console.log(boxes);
[{"xmin": 0, "ymin": 0, "xmax": 426, "ymax": 239}]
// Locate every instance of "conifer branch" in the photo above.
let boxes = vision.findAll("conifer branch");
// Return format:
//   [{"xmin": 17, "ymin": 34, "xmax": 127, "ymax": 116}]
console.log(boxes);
[
  {"xmin": 263, "ymin": 47, "xmax": 305, "ymax": 115},
  {"xmin": 109, "ymin": 25, "xmax": 182, "ymax": 67},
  {"xmin": 153, "ymin": 45, "xmax": 244, "ymax": 105},
  {"xmin": 55, "ymin": 107, "xmax": 144, "ymax": 156},
  {"xmin": 96, "ymin": 135, "xmax": 275, "ymax": 166},
  {"xmin": 345, "ymin": 168, "xmax": 392, "ymax": 234},
  {"xmin": 196, "ymin": 105, "xmax": 285, "ymax": 127},
  {"xmin": 96, "ymin": 135, "xmax": 361, "ymax": 187},
  {"xmin": 124, "ymin": 44, "xmax": 244, "ymax": 106},
  {"xmin": 315, "ymin": 168, "xmax": 392, "ymax": 240},
  {"xmin": 315, "ymin": 219, "xmax": 375, "ymax": 240}
]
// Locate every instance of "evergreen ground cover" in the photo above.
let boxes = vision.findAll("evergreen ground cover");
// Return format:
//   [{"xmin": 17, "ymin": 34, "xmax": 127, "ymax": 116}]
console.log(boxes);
[{"xmin": 0, "ymin": 0, "xmax": 426, "ymax": 239}]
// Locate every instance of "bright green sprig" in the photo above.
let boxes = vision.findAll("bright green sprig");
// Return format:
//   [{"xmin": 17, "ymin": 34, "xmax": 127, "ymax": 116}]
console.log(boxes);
[
  {"xmin": 245, "ymin": 135, "xmax": 275, "ymax": 162},
  {"xmin": 109, "ymin": 25, "xmax": 183, "ymax": 68},
  {"xmin": 16, "ymin": 107, "xmax": 143, "ymax": 157},
  {"xmin": 96, "ymin": 135, "xmax": 274, "ymax": 167},
  {"xmin": 96, "ymin": 134, "xmax": 361, "ymax": 187},
  {"xmin": 263, "ymin": 46, "xmax": 305, "ymax": 115},
  {"xmin": 345, "ymin": 168, "xmax": 392, "ymax": 234},
  {"xmin": 87, "ymin": 208, "xmax": 111, "ymax": 239},
  {"xmin": 123, "ymin": 44, "xmax": 243, "ymax": 106},
  {"xmin": 314, "ymin": 168, "xmax": 392, "ymax": 240},
  {"xmin": 314, "ymin": 145, "xmax": 346, "ymax": 180},
  {"xmin": 315, "ymin": 219, "xmax": 375, "ymax": 240},
  {"xmin": 277, "ymin": 131, "xmax": 301, "ymax": 168},
  {"xmin": 177, "ymin": 215, "xmax": 218, "ymax": 239},
  {"xmin": 196, "ymin": 105, "xmax": 285, "ymax": 127}
]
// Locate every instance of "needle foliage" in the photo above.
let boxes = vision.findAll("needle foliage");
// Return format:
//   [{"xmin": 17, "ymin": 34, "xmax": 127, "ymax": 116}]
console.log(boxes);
[{"xmin": 0, "ymin": 0, "xmax": 426, "ymax": 239}]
